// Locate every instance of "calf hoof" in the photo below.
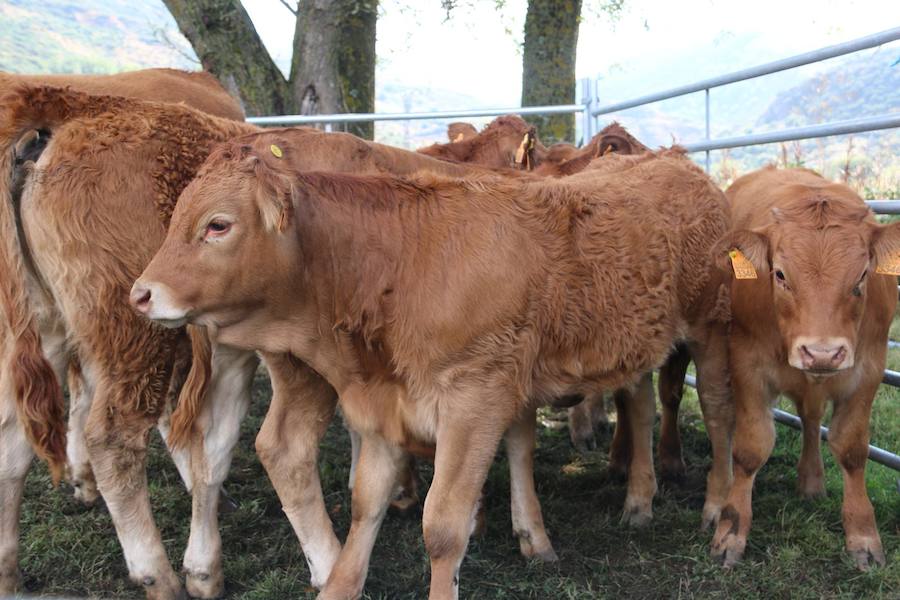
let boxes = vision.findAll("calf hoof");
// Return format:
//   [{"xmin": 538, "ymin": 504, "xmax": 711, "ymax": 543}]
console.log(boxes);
[
  {"xmin": 138, "ymin": 571, "xmax": 186, "ymax": 600},
  {"xmin": 515, "ymin": 529, "xmax": 558, "ymax": 563},
  {"xmin": 710, "ymin": 520, "xmax": 746, "ymax": 568},
  {"xmin": 847, "ymin": 536, "xmax": 886, "ymax": 571},
  {"xmin": 388, "ymin": 492, "xmax": 419, "ymax": 517},
  {"xmin": 797, "ymin": 475, "xmax": 826, "ymax": 500},
  {"xmin": 185, "ymin": 569, "xmax": 225, "ymax": 599},
  {"xmin": 607, "ymin": 460, "xmax": 629, "ymax": 482},
  {"xmin": 700, "ymin": 502, "xmax": 723, "ymax": 531},
  {"xmin": 658, "ymin": 456, "xmax": 687, "ymax": 483},
  {"xmin": 72, "ymin": 479, "xmax": 100, "ymax": 505},
  {"xmin": 572, "ymin": 433, "xmax": 597, "ymax": 453},
  {"xmin": 620, "ymin": 497, "xmax": 653, "ymax": 527}
]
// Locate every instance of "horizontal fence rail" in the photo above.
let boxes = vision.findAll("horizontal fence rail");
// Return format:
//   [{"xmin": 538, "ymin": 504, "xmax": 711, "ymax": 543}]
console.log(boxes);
[
  {"xmin": 591, "ymin": 26, "xmax": 900, "ymax": 117},
  {"xmin": 247, "ymin": 104, "xmax": 584, "ymax": 126},
  {"xmin": 682, "ymin": 114, "xmax": 900, "ymax": 153},
  {"xmin": 683, "ymin": 375, "xmax": 900, "ymax": 472}
]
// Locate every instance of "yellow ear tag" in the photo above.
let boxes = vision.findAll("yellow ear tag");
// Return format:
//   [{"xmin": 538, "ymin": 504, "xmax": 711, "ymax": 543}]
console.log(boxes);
[
  {"xmin": 515, "ymin": 134, "xmax": 530, "ymax": 165},
  {"xmin": 270, "ymin": 144, "xmax": 283, "ymax": 158},
  {"xmin": 729, "ymin": 249, "xmax": 757, "ymax": 280},
  {"xmin": 453, "ymin": 133, "xmax": 465, "ymax": 142},
  {"xmin": 602, "ymin": 144, "xmax": 614, "ymax": 156},
  {"xmin": 876, "ymin": 252, "xmax": 900, "ymax": 275}
]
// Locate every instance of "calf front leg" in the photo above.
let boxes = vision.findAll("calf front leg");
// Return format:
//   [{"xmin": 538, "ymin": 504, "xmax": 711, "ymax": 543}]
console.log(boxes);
[
  {"xmin": 182, "ymin": 344, "xmax": 258, "ymax": 599},
  {"xmin": 506, "ymin": 405, "xmax": 556, "ymax": 561},
  {"xmin": 257, "ymin": 352, "xmax": 340, "ymax": 590},
  {"xmin": 828, "ymin": 381, "xmax": 884, "ymax": 570},
  {"xmin": 0, "ymin": 377, "xmax": 34, "ymax": 595},
  {"xmin": 424, "ymin": 391, "xmax": 514, "ymax": 600},
  {"xmin": 710, "ymin": 367, "xmax": 773, "ymax": 567},
  {"xmin": 690, "ymin": 326, "xmax": 735, "ymax": 529},
  {"xmin": 795, "ymin": 392, "xmax": 827, "ymax": 499}
]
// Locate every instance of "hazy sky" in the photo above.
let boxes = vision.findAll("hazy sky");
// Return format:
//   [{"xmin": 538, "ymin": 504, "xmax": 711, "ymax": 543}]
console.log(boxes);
[{"xmin": 241, "ymin": 0, "xmax": 900, "ymax": 106}]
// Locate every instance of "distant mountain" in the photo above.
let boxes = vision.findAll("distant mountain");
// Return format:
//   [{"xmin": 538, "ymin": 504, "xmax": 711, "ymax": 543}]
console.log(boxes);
[
  {"xmin": 759, "ymin": 51, "xmax": 900, "ymax": 127},
  {"xmin": 0, "ymin": 0, "xmax": 194, "ymax": 73}
]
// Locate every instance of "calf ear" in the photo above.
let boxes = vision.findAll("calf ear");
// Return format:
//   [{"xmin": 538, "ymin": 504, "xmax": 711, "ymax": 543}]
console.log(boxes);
[
  {"xmin": 254, "ymin": 166, "xmax": 295, "ymax": 233},
  {"xmin": 870, "ymin": 221, "xmax": 900, "ymax": 274},
  {"xmin": 711, "ymin": 228, "xmax": 770, "ymax": 277}
]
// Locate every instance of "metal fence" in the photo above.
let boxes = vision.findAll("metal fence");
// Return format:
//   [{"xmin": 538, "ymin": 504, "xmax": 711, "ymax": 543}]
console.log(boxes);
[{"xmin": 247, "ymin": 28, "xmax": 900, "ymax": 473}]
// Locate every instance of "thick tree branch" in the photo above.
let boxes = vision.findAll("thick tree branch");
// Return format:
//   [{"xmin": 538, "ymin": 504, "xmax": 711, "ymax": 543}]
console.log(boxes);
[{"xmin": 163, "ymin": 0, "xmax": 291, "ymax": 116}]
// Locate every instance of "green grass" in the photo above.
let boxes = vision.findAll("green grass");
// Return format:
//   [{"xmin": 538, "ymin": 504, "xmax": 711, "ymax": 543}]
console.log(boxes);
[{"xmin": 16, "ymin": 362, "xmax": 900, "ymax": 599}]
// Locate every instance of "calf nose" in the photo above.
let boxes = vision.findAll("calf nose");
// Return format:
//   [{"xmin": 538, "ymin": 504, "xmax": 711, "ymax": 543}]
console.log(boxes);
[
  {"xmin": 130, "ymin": 284, "xmax": 152, "ymax": 314},
  {"xmin": 799, "ymin": 343, "xmax": 848, "ymax": 371}
]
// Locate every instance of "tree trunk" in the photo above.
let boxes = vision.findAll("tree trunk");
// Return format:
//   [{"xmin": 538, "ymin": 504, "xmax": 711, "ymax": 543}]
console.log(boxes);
[
  {"xmin": 337, "ymin": 1, "xmax": 377, "ymax": 139},
  {"xmin": 291, "ymin": 0, "xmax": 377, "ymax": 139},
  {"xmin": 521, "ymin": 0, "xmax": 582, "ymax": 144},
  {"xmin": 163, "ymin": 0, "xmax": 291, "ymax": 116}
]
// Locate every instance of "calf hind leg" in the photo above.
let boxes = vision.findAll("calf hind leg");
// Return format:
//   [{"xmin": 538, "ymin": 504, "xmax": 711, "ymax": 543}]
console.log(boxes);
[
  {"xmin": 620, "ymin": 373, "xmax": 657, "ymax": 527},
  {"xmin": 506, "ymin": 405, "xmax": 556, "ymax": 561},
  {"xmin": 568, "ymin": 392, "xmax": 608, "ymax": 452},
  {"xmin": 657, "ymin": 345, "xmax": 691, "ymax": 481},
  {"xmin": 85, "ymin": 385, "xmax": 184, "ymax": 600},
  {"xmin": 0, "ymin": 377, "xmax": 34, "ymax": 595}
]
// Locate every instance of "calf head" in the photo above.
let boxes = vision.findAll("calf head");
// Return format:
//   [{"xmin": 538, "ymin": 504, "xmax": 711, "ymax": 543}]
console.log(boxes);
[
  {"xmin": 131, "ymin": 143, "xmax": 298, "ymax": 331},
  {"xmin": 717, "ymin": 190, "xmax": 900, "ymax": 375}
]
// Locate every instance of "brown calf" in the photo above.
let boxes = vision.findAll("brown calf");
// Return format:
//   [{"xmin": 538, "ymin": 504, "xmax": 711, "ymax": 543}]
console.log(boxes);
[
  {"xmin": 418, "ymin": 114, "xmax": 545, "ymax": 170},
  {"xmin": 710, "ymin": 166, "xmax": 895, "ymax": 570},
  {"xmin": 2, "ymin": 67, "xmax": 243, "ymax": 510},
  {"xmin": 0, "ymin": 69, "xmax": 244, "ymax": 121},
  {"xmin": 134, "ymin": 147, "xmax": 733, "ymax": 598},
  {"xmin": 0, "ymin": 84, "xmax": 256, "ymax": 599}
]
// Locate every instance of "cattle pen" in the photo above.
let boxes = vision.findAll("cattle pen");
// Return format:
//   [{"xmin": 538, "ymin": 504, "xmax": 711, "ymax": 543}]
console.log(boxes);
[{"xmin": 247, "ymin": 26, "xmax": 900, "ymax": 475}]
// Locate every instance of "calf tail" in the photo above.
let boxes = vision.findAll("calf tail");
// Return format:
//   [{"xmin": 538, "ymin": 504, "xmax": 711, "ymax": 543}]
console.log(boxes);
[{"xmin": 168, "ymin": 325, "xmax": 213, "ymax": 450}]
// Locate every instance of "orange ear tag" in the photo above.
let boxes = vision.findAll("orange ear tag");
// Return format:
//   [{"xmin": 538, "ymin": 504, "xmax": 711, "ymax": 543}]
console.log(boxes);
[
  {"xmin": 270, "ymin": 144, "xmax": 283, "ymax": 158},
  {"xmin": 876, "ymin": 252, "xmax": 900, "ymax": 275},
  {"xmin": 514, "ymin": 134, "xmax": 529, "ymax": 165},
  {"xmin": 729, "ymin": 249, "xmax": 757, "ymax": 280}
]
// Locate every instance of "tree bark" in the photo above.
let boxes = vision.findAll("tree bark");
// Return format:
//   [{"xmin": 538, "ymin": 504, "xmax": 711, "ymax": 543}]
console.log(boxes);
[
  {"xmin": 290, "ymin": 0, "xmax": 377, "ymax": 139},
  {"xmin": 521, "ymin": 0, "xmax": 582, "ymax": 144},
  {"xmin": 337, "ymin": 1, "xmax": 378, "ymax": 139},
  {"xmin": 163, "ymin": 0, "xmax": 291, "ymax": 117}
]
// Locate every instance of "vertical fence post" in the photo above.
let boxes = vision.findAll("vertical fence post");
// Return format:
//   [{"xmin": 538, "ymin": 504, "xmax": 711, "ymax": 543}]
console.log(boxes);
[
  {"xmin": 581, "ymin": 77, "xmax": 594, "ymax": 145},
  {"xmin": 593, "ymin": 77, "xmax": 601, "ymax": 138},
  {"xmin": 704, "ymin": 88, "xmax": 711, "ymax": 173}
]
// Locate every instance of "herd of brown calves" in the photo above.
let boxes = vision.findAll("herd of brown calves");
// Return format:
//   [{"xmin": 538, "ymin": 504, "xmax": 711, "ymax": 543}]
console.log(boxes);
[{"xmin": 0, "ymin": 69, "xmax": 895, "ymax": 600}]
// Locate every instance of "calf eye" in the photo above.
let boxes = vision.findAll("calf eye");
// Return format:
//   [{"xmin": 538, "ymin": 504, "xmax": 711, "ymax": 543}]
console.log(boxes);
[
  {"xmin": 774, "ymin": 270, "xmax": 785, "ymax": 281},
  {"xmin": 852, "ymin": 271, "xmax": 867, "ymax": 297},
  {"xmin": 204, "ymin": 220, "xmax": 232, "ymax": 239}
]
